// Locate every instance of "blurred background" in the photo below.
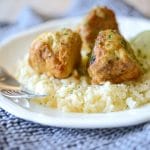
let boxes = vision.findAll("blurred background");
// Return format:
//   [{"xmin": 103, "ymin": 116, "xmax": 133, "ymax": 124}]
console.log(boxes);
[{"xmin": 0, "ymin": 0, "xmax": 150, "ymax": 42}]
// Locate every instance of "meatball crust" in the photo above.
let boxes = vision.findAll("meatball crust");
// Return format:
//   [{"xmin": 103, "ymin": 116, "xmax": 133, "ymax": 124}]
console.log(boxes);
[
  {"xmin": 88, "ymin": 30, "xmax": 141, "ymax": 84},
  {"xmin": 29, "ymin": 28, "xmax": 82, "ymax": 78},
  {"xmin": 79, "ymin": 6, "xmax": 119, "ymax": 51}
]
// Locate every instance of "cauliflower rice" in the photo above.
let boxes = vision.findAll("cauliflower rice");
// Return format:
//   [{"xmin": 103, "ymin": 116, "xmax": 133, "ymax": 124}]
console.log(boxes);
[{"xmin": 16, "ymin": 51, "xmax": 150, "ymax": 113}]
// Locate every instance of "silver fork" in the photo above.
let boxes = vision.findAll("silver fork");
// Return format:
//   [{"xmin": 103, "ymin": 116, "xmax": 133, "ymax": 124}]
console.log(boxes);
[{"xmin": 0, "ymin": 66, "xmax": 47, "ymax": 99}]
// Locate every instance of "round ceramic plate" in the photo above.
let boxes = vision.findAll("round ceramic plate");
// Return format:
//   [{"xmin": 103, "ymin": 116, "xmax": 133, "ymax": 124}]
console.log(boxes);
[{"xmin": 0, "ymin": 17, "xmax": 150, "ymax": 128}]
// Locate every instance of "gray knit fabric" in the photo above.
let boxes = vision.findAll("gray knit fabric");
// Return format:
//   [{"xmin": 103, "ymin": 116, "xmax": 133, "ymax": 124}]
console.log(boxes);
[
  {"xmin": 0, "ymin": 1, "xmax": 150, "ymax": 149},
  {"xmin": 1, "ymin": 109, "xmax": 150, "ymax": 150}
]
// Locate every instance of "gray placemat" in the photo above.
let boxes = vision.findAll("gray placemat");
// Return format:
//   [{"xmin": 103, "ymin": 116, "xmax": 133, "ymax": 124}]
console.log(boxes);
[
  {"xmin": 0, "ymin": 109, "xmax": 150, "ymax": 150},
  {"xmin": 0, "ymin": 1, "xmax": 150, "ymax": 149}
]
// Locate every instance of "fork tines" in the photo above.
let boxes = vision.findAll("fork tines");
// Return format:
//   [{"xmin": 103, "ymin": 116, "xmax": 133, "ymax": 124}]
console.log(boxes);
[{"xmin": 0, "ymin": 89, "xmax": 47, "ymax": 99}]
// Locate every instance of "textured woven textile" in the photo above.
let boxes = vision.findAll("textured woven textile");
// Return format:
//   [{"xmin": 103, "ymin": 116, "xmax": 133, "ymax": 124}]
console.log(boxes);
[
  {"xmin": 0, "ymin": 1, "xmax": 150, "ymax": 149},
  {"xmin": 0, "ymin": 109, "xmax": 150, "ymax": 150}
]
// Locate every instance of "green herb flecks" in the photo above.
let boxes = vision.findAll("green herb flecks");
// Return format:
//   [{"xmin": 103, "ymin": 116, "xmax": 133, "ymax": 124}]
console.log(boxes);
[
  {"xmin": 121, "ymin": 39, "xmax": 127, "ymax": 48},
  {"xmin": 108, "ymin": 34, "xmax": 112, "ymax": 39},
  {"xmin": 137, "ymin": 49, "xmax": 141, "ymax": 56},
  {"xmin": 90, "ymin": 55, "xmax": 96, "ymax": 64}
]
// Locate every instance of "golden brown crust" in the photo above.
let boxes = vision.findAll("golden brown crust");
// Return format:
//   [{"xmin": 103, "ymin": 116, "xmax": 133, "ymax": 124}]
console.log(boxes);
[
  {"xmin": 79, "ymin": 6, "xmax": 119, "ymax": 51},
  {"xmin": 88, "ymin": 30, "xmax": 142, "ymax": 84},
  {"xmin": 29, "ymin": 29, "xmax": 82, "ymax": 78}
]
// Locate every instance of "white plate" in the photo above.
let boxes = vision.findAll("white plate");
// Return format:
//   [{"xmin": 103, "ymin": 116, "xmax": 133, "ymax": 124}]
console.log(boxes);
[{"xmin": 0, "ymin": 17, "xmax": 150, "ymax": 128}]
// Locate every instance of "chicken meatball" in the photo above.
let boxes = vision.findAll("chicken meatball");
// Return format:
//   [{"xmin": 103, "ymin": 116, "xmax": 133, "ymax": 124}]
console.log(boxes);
[
  {"xmin": 88, "ymin": 30, "xmax": 141, "ymax": 84},
  {"xmin": 79, "ymin": 6, "xmax": 119, "ymax": 51},
  {"xmin": 29, "ymin": 28, "xmax": 82, "ymax": 78}
]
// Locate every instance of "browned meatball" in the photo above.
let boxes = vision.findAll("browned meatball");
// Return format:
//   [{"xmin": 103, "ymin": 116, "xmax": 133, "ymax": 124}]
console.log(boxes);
[
  {"xmin": 29, "ymin": 28, "xmax": 82, "ymax": 78},
  {"xmin": 88, "ymin": 30, "xmax": 141, "ymax": 84},
  {"xmin": 79, "ymin": 6, "xmax": 119, "ymax": 51}
]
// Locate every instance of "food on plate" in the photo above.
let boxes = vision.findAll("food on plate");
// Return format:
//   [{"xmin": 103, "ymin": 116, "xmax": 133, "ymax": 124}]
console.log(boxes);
[
  {"xmin": 88, "ymin": 30, "xmax": 142, "ymax": 84},
  {"xmin": 16, "ymin": 6, "xmax": 150, "ymax": 113},
  {"xmin": 29, "ymin": 28, "xmax": 82, "ymax": 78},
  {"xmin": 79, "ymin": 6, "xmax": 119, "ymax": 51},
  {"xmin": 16, "ymin": 30, "xmax": 150, "ymax": 113}
]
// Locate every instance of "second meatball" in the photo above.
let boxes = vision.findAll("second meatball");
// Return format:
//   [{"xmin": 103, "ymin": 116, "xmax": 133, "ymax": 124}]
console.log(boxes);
[{"xmin": 79, "ymin": 6, "xmax": 119, "ymax": 51}]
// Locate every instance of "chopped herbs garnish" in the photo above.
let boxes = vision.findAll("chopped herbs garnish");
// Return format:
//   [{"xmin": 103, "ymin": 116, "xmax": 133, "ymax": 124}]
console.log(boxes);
[
  {"xmin": 121, "ymin": 39, "xmax": 127, "ymax": 48},
  {"xmin": 63, "ymin": 32, "xmax": 68, "ymax": 35},
  {"xmin": 90, "ymin": 55, "xmax": 96, "ymax": 64},
  {"xmin": 108, "ymin": 34, "xmax": 112, "ymax": 39},
  {"xmin": 137, "ymin": 49, "xmax": 141, "ymax": 55}
]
